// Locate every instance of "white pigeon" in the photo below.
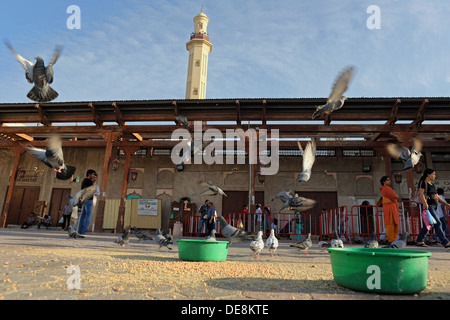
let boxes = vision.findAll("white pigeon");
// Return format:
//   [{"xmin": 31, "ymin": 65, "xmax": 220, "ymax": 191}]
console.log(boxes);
[
  {"xmin": 217, "ymin": 216, "xmax": 254, "ymax": 244},
  {"xmin": 331, "ymin": 230, "xmax": 344, "ymax": 248},
  {"xmin": 312, "ymin": 66, "xmax": 354, "ymax": 121},
  {"xmin": 297, "ymin": 138, "xmax": 317, "ymax": 183},
  {"xmin": 386, "ymin": 139, "xmax": 422, "ymax": 171},
  {"xmin": 206, "ymin": 229, "xmax": 217, "ymax": 241},
  {"xmin": 24, "ymin": 135, "xmax": 76, "ymax": 180},
  {"xmin": 250, "ymin": 231, "xmax": 264, "ymax": 259},
  {"xmin": 266, "ymin": 229, "xmax": 279, "ymax": 257}
]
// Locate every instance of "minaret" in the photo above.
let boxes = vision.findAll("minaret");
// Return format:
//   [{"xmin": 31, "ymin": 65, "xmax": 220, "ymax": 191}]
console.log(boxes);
[{"xmin": 185, "ymin": 9, "xmax": 212, "ymax": 99}]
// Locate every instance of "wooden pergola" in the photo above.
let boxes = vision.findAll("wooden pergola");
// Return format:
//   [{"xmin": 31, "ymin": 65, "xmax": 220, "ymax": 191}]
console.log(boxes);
[{"xmin": 1, "ymin": 97, "xmax": 449, "ymax": 231}]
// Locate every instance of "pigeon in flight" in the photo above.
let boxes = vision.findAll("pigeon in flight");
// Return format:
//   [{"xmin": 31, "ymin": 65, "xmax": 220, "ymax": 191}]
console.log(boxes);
[
  {"xmin": 386, "ymin": 139, "xmax": 423, "ymax": 171},
  {"xmin": 266, "ymin": 228, "xmax": 279, "ymax": 257},
  {"xmin": 364, "ymin": 232, "xmax": 379, "ymax": 248},
  {"xmin": 155, "ymin": 228, "xmax": 172, "ymax": 250},
  {"xmin": 290, "ymin": 233, "xmax": 312, "ymax": 255},
  {"xmin": 175, "ymin": 115, "xmax": 191, "ymax": 130},
  {"xmin": 217, "ymin": 216, "xmax": 254, "ymax": 244},
  {"xmin": 24, "ymin": 135, "xmax": 76, "ymax": 180},
  {"xmin": 67, "ymin": 226, "xmax": 85, "ymax": 239},
  {"xmin": 331, "ymin": 230, "xmax": 344, "ymax": 248},
  {"xmin": 383, "ymin": 232, "xmax": 408, "ymax": 249},
  {"xmin": 272, "ymin": 190, "xmax": 316, "ymax": 212},
  {"xmin": 132, "ymin": 226, "xmax": 153, "ymax": 242},
  {"xmin": 66, "ymin": 185, "xmax": 97, "ymax": 210},
  {"xmin": 312, "ymin": 66, "xmax": 354, "ymax": 121},
  {"xmin": 250, "ymin": 231, "xmax": 264, "ymax": 259},
  {"xmin": 5, "ymin": 40, "xmax": 62, "ymax": 102},
  {"xmin": 114, "ymin": 229, "xmax": 130, "ymax": 248},
  {"xmin": 297, "ymin": 138, "xmax": 317, "ymax": 183},
  {"xmin": 200, "ymin": 180, "xmax": 228, "ymax": 198}
]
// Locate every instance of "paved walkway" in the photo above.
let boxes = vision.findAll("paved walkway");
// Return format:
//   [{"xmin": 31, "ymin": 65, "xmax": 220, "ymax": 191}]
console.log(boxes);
[{"xmin": 0, "ymin": 227, "xmax": 449, "ymax": 301}]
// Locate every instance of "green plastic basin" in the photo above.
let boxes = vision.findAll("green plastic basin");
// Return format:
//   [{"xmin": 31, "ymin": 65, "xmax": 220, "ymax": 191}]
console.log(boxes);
[
  {"xmin": 327, "ymin": 248, "xmax": 431, "ymax": 294},
  {"xmin": 177, "ymin": 239, "xmax": 229, "ymax": 262}
]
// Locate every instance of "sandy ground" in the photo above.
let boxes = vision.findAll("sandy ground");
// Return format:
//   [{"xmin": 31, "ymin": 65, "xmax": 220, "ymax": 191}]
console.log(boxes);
[{"xmin": 0, "ymin": 227, "xmax": 449, "ymax": 301}]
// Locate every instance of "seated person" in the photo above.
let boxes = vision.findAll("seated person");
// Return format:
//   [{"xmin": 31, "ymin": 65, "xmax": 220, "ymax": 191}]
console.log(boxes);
[
  {"xmin": 21, "ymin": 213, "xmax": 36, "ymax": 229},
  {"xmin": 37, "ymin": 215, "xmax": 51, "ymax": 229}
]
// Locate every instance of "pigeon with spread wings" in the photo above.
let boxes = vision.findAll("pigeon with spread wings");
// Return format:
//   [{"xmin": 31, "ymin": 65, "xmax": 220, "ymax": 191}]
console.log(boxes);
[
  {"xmin": 200, "ymin": 180, "xmax": 228, "ymax": 198},
  {"xmin": 25, "ymin": 136, "xmax": 76, "ymax": 180},
  {"xmin": 312, "ymin": 66, "xmax": 354, "ymax": 121},
  {"xmin": 5, "ymin": 40, "xmax": 62, "ymax": 102},
  {"xmin": 386, "ymin": 139, "xmax": 423, "ymax": 171},
  {"xmin": 297, "ymin": 138, "xmax": 317, "ymax": 183}
]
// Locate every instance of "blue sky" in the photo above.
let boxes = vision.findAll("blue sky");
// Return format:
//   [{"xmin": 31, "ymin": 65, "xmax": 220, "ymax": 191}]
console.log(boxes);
[{"xmin": 0, "ymin": 0, "xmax": 450, "ymax": 103}]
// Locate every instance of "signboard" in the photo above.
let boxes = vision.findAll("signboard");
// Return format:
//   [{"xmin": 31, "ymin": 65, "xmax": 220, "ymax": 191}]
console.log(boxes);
[{"xmin": 137, "ymin": 199, "xmax": 158, "ymax": 216}]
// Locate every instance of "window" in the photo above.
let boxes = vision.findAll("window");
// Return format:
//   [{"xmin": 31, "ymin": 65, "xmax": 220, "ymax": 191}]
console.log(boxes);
[
  {"xmin": 343, "ymin": 149, "xmax": 375, "ymax": 157},
  {"xmin": 195, "ymin": 60, "xmax": 200, "ymax": 67},
  {"xmin": 193, "ymin": 88, "xmax": 198, "ymax": 96},
  {"xmin": 432, "ymin": 153, "xmax": 450, "ymax": 171}
]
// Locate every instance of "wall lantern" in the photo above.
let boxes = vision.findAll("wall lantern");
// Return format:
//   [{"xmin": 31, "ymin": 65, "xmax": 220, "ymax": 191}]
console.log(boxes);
[
  {"xmin": 414, "ymin": 161, "xmax": 425, "ymax": 174},
  {"xmin": 17, "ymin": 168, "xmax": 26, "ymax": 179},
  {"xmin": 394, "ymin": 173, "xmax": 403, "ymax": 184},
  {"xmin": 129, "ymin": 169, "xmax": 139, "ymax": 181},
  {"xmin": 111, "ymin": 158, "xmax": 120, "ymax": 171}
]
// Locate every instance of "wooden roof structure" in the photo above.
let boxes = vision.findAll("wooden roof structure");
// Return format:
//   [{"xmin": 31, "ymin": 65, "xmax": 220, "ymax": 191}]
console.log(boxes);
[{"xmin": 0, "ymin": 97, "xmax": 449, "ymax": 148}]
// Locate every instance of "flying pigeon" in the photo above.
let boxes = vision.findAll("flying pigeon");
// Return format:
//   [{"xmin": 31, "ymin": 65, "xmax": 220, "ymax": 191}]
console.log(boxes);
[
  {"xmin": 217, "ymin": 216, "xmax": 255, "ymax": 244},
  {"xmin": 67, "ymin": 226, "xmax": 85, "ymax": 239},
  {"xmin": 5, "ymin": 40, "xmax": 62, "ymax": 102},
  {"xmin": 114, "ymin": 229, "xmax": 130, "ymax": 247},
  {"xmin": 131, "ymin": 226, "xmax": 153, "ymax": 242},
  {"xmin": 364, "ymin": 232, "xmax": 379, "ymax": 248},
  {"xmin": 331, "ymin": 230, "xmax": 344, "ymax": 248},
  {"xmin": 67, "ymin": 185, "xmax": 97, "ymax": 209},
  {"xmin": 155, "ymin": 228, "xmax": 172, "ymax": 250},
  {"xmin": 250, "ymin": 231, "xmax": 264, "ymax": 259},
  {"xmin": 312, "ymin": 66, "xmax": 354, "ymax": 121},
  {"xmin": 206, "ymin": 229, "xmax": 217, "ymax": 241},
  {"xmin": 383, "ymin": 232, "xmax": 408, "ymax": 249},
  {"xmin": 297, "ymin": 138, "xmax": 317, "ymax": 183},
  {"xmin": 177, "ymin": 138, "xmax": 213, "ymax": 168},
  {"xmin": 290, "ymin": 233, "xmax": 312, "ymax": 255},
  {"xmin": 272, "ymin": 190, "xmax": 316, "ymax": 212},
  {"xmin": 386, "ymin": 139, "xmax": 423, "ymax": 171},
  {"xmin": 175, "ymin": 115, "xmax": 191, "ymax": 130},
  {"xmin": 200, "ymin": 180, "xmax": 228, "ymax": 198},
  {"xmin": 266, "ymin": 228, "xmax": 279, "ymax": 257},
  {"xmin": 24, "ymin": 135, "xmax": 76, "ymax": 180},
  {"xmin": 318, "ymin": 241, "xmax": 331, "ymax": 252}
]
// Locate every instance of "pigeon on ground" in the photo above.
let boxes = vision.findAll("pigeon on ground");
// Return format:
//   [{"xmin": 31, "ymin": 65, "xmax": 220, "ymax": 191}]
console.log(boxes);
[
  {"xmin": 175, "ymin": 115, "xmax": 191, "ymax": 130},
  {"xmin": 383, "ymin": 232, "xmax": 408, "ymax": 249},
  {"xmin": 206, "ymin": 229, "xmax": 217, "ymax": 241},
  {"xmin": 217, "ymin": 216, "xmax": 255, "ymax": 244},
  {"xmin": 200, "ymin": 180, "xmax": 228, "ymax": 198},
  {"xmin": 67, "ymin": 226, "xmax": 85, "ymax": 239},
  {"xmin": 290, "ymin": 233, "xmax": 312, "ymax": 255},
  {"xmin": 318, "ymin": 241, "xmax": 331, "ymax": 252},
  {"xmin": 5, "ymin": 40, "xmax": 62, "ymax": 102},
  {"xmin": 24, "ymin": 135, "xmax": 76, "ymax": 180},
  {"xmin": 297, "ymin": 138, "xmax": 317, "ymax": 183},
  {"xmin": 331, "ymin": 230, "xmax": 344, "ymax": 248},
  {"xmin": 114, "ymin": 229, "xmax": 130, "ymax": 247},
  {"xmin": 312, "ymin": 66, "xmax": 354, "ymax": 121},
  {"xmin": 250, "ymin": 231, "xmax": 264, "ymax": 259},
  {"xmin": 163, "ymin": 228, "xmax": 173, "ymax": 244},
  {"xmin": 364, "ymin": 232, "xmax": 379, "ymax": 248},
  {"xmin": 67, "ymin": 185, "xmax": 98, "ymax": 209},
  {"xmin": 155, "ymin": 228, "xmax": 172, "ymax": 250},
  {"xmin": 132, "ymin": 226, "xmax": 153, "ymax": 241},
  {"xmin": 386, "ymin": 139, "xmax": 423, "ymax": 171},
  {"xmin": 272, "ymin": 190, "xmax": 316, "ymax": 212},
  {"xmin": 266, "ymin": 229, "xmax": 279, "ymax": 257}
]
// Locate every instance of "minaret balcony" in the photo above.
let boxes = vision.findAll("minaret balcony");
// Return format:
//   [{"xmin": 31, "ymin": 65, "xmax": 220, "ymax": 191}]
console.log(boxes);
[{"xmin": 190, "ymin": 33, "xmax": 209, "ymax": 41}]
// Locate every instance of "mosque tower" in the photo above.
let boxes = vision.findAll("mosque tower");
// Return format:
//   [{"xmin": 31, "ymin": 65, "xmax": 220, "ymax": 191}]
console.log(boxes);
[{"xmin": 185, "ymin": 9, "xmax": 212, "ymax": 99}]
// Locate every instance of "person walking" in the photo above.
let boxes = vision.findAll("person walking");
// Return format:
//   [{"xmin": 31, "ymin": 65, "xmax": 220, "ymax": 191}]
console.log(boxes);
[
  {"xmin": 206, "ymin": 201, "xmax": 216, "ymax": 237},
  {"xmin": 416, "ymin": 169, "xmax": 450, "ymax": 248},
  {"xmin": 197, "ymin": 199, "xmax": 209, "ymax": 237},
  {"xmin": 77, "ymin": 169, "xmax": 96, "ymax": 235},
  {"xmin": 379, "ymin": 176, "xmax": 399, "ymax": 244},
  {"xmin": 436, "ymin": 188, "xmax": 449, "ymax": 235}
]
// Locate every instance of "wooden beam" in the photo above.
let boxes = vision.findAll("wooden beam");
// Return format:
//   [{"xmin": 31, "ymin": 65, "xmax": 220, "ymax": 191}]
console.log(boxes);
[
  {"xmin": 235, "ymin": 100, "xmax": 241, "ymax": 126},
  {"xmin": 410, "ymin": 99, "xmax": 429, "ymax": 129},
  {"xmin": 112, "ymin": 102, "xmax": 125, "ymax": 127},
  {"xmin": 34, "ymin": 104, "xmax": 50, "ymax": 127},
  {"xmin": 89, "ymin": 103, "xmax": 103, "ymax": 128},
  {"xmin": 262, "ymin": 100, "xmax": 267, "ymax": 126},
  {"xmin": 371, "ymin": 99, "xmax": 401, "ymax": 142},
  {"xmin": 172, "ymin": 100, "xmax": 178, "ymax": 117}
]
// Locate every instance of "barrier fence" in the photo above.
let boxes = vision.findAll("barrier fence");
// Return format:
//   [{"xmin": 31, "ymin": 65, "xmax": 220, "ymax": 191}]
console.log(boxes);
[{"xmin": 182, "ymin": 201, "xmax": 450, "ymax": 243}]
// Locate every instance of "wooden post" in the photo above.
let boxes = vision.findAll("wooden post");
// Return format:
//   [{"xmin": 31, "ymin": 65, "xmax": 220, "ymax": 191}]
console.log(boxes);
[
  {"xmin": 116, "ymin": 146, "xmax": 140, "ymax": 233},
  {"xmin": 0, "ymin": 146, "xmax": 25, "ymax": 228}
]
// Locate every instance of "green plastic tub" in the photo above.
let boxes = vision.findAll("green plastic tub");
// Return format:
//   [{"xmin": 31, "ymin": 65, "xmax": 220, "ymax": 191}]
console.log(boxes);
[
  {"xmin": 327, "ymin": 248, "xmax": 431, "ymax": 294},
  {"xmin": 177, "ymin": 239, "xmax": 229, "ymax": 262}
]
